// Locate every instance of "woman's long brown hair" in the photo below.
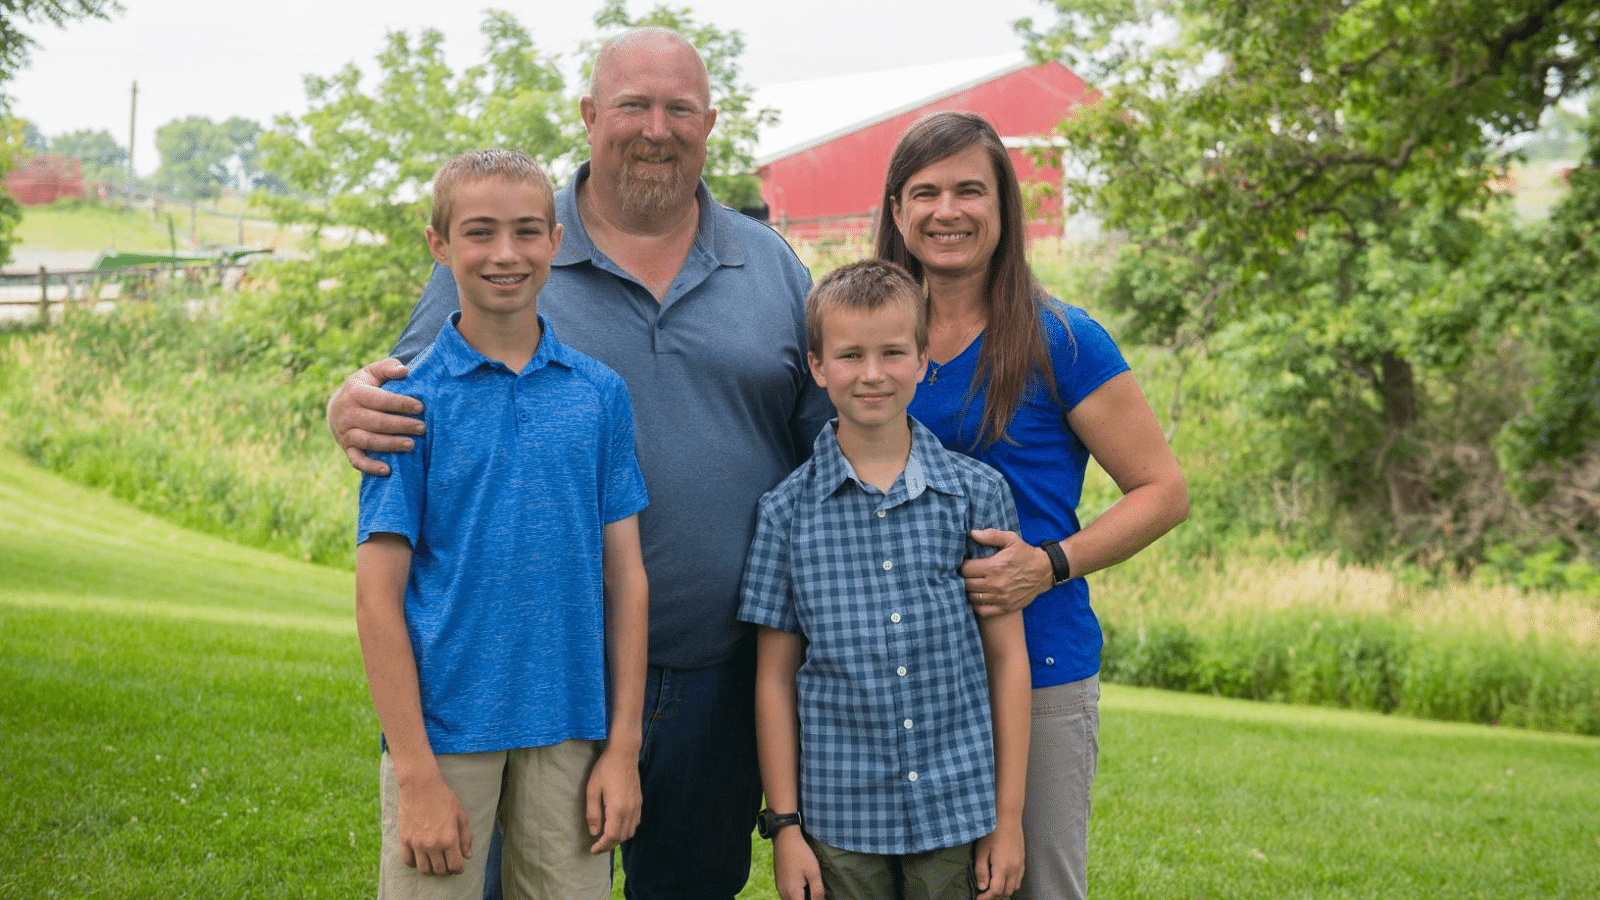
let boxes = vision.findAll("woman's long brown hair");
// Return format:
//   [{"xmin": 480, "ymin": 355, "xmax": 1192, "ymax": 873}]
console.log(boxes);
[{"xmin": 874, "ymin": 111, "xmax": 1058, "ymax": 449}]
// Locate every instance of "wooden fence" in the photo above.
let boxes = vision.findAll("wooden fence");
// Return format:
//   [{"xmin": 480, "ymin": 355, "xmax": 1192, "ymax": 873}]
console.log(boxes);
[{"xmin": 0, "ymin": 260, "xmax": 257, "ymax": 327}]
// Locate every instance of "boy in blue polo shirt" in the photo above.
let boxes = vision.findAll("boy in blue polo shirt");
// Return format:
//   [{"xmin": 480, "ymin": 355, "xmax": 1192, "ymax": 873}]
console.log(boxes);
[
  {"xmin": 739, "ymin": 260, "xmax": 1030, "ymax": 900},
  {"xmin": 356, "ymin": 149, "xmax": 649, "ymax": 900}
]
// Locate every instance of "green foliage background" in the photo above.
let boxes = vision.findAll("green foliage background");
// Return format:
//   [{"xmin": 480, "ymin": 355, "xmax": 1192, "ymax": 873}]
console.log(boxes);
[{"xmin": 1020, "ymin": 0, "xmax": 1600, "ymax": 574}]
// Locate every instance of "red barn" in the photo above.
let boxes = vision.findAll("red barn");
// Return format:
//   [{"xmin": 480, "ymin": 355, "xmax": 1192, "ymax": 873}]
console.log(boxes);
[
  {"xmin": 753, "ymin": 55, "xmax": 1095, "ymax": 241},
  {"xmin": 4, "ymin": 155, "xmax": 86, "ymax": 205}
]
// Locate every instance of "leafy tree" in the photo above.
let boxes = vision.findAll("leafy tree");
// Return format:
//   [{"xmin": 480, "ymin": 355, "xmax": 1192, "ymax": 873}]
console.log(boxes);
[
  {"xmin": 50, "ymin": 127, "xmax": 126, "ymax": 184},
  {"xmin": 1472, "ymin": 112, "xmax": 1600, "ymax": 561},
  {"xmin": 153, "ymin": 115, "xmax": 230, "ymax": 199},
  {"xmin": 249, "ymin": 9, "xmax": 570, "ymax": 394},
  {"xmin": 0, "ymin": 118, "xmax": 25, "ymax": 263},
  {"xmin": 587, "ymin": 0, "xmax": 778, "ymax": 209},
  {"xmin": 153, "ymin": 115, "xmax": 267, "ymax": 200},
  {"xmin": 260, "ymin": 10, "xmax": 569, "ymax": 254},
  {"xmin": 1020, "ymin": 0, "xmax": 1600, "ymax": 565}
]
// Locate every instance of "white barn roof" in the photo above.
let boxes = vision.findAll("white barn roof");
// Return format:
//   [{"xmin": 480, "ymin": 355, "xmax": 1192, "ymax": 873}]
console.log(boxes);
[{"xmin": 751, "ymin": 53, "xmax": 1026, "ymax": 163}]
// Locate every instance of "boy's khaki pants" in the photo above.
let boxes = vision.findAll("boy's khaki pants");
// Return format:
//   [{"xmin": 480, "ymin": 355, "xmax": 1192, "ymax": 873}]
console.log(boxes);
[{"xmin": 378, "ymin": 741, "xmax": 609, "ymax": 900}]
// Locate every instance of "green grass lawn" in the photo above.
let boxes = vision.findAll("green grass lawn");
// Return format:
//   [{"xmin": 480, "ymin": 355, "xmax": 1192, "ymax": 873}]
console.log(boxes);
[
  {"xmin": 13, "ymin": 199, "xmax": 310, "ymax": 256},
  {"xmin": 2, "ymin": 449, "xmax": 1596, "ymax": 899}
]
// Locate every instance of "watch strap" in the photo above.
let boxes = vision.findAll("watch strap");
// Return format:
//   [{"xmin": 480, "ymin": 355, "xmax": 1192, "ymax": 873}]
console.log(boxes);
[
  {"xmin": 757, "ymin": 809, "xmax": 802, "ymax": 839},
  {"xmin": 1039, "ymin": 539, "xmax": 1072, "ymax": 586}
]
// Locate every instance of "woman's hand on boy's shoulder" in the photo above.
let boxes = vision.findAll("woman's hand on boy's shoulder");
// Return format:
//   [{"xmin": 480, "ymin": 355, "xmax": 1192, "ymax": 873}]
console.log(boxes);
[{"xmin": 963, "ymin": 528, "xmax": 1052, "ymax": 616}]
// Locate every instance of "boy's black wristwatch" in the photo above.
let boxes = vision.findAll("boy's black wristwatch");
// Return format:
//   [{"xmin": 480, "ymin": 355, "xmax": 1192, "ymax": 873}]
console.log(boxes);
[{"xmin": 757, "ymin": 808, "xmax": 802, "ymax": 839}]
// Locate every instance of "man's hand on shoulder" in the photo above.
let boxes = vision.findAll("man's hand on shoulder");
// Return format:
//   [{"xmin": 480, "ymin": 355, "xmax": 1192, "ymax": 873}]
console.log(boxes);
[{"xmin": 327, "ymin": 358, "xmax": 425, "ymax": 476}]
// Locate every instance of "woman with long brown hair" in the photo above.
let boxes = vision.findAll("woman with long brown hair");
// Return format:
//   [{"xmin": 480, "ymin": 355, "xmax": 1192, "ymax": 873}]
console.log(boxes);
[{"xmin": 878, "ymin": 111, "xmax": 1189, "ymax": 900}]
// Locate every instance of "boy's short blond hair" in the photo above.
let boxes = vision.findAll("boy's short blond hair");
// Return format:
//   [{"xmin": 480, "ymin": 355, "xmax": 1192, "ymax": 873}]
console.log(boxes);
[
  {"xmin": 429, "ymin": 149, "xmax": 556, "ymax": 239},
  {"xmin": 806, "ymin": 259, "xmax": 928, "ymax": 354}
]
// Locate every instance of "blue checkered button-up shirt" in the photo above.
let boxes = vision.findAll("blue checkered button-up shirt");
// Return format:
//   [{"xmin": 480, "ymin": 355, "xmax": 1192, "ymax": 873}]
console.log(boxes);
[{"xmin": 739, "ymin": 417, "xmax": 1021, "ymax": 855}]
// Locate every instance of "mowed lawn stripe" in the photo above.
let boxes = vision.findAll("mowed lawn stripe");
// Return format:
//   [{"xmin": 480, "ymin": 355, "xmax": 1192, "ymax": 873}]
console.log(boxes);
[{"xmin": 0, "ymin": 449, "xmax": 351, "ymax": 624}]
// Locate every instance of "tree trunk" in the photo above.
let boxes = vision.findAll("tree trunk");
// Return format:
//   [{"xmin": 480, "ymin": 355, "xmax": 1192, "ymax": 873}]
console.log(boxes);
[{"xmin": 1378, "ymin": 352, "xmax": 1430, "ymax": 521}]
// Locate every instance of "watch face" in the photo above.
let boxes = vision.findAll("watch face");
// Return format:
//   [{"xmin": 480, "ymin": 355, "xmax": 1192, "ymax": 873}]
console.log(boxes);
[{"xmin": 758, "ymin": 810, "xmax": 798, "ymax": 838}]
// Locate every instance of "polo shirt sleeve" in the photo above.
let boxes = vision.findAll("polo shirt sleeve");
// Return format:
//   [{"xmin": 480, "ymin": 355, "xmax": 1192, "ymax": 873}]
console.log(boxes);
[
  {"xmin": 357, "ymin": 410, "xmax": 428, "ymax": 547},
  {"xmin": 598, "ymin": 376, "xmax": 649, "ymax": 525},
  {"xmin": 737, "ymin": 496, "xmax": 800, "ymax": 634}
]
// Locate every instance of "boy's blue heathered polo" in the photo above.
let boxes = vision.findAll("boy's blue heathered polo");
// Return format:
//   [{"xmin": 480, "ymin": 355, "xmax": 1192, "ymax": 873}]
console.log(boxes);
[{"xmin": 358, "ymin": 313, "xmax": 648, "ymax": 755}]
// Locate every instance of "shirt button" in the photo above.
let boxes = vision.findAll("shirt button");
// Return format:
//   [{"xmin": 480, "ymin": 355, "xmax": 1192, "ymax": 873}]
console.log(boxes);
[
  {"xmin": 1045, "ymin": 657, "xmax": 1055, "ymax": 665},
  {"xmin": 875, "ymin": 509, "xmax": 887, "ymax": 518},
  {"xmin": 889, "ymin": 612, "xmax": 901, "ymax": 624},
  {"xmin": 907, "ymin": 771, "xmax": 919, "ymax": 782},
  {"xmin": 903, "ymin": 719, "xmax": 913, "ymax": 729},
  {"xmin": 896, "ymin": 666, "xmax": 907, "ymax": 677},
  {"xmin": 881, "ymin": 560, "xmax": 893, "ymax": 571}
]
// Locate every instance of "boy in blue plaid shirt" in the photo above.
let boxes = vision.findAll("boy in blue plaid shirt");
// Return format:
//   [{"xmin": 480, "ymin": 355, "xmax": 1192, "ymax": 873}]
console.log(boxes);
[{"xmin": 739, "ymin": 260, "xmax": 1030, "ymax": 900}]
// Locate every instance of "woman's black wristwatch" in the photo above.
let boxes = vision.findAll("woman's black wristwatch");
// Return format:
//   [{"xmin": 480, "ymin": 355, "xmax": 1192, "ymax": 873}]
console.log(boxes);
[
  {"xmin": 757, "ymin": 808, "xmax": 802, "ymax": 839},
  {"xmin": 1038, "ymin": 539, "xmax": 1073, "ymax": 586}
]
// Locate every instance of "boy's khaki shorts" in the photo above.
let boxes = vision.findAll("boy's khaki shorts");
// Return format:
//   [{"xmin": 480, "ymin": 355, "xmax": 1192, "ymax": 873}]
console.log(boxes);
[
  {"xmin": 808, "ymin": 834, "xmax": 978, "ymax": 900},
  {"xmin": 378, "ymin": 741, "xmax": 609, "ymax": 900}
]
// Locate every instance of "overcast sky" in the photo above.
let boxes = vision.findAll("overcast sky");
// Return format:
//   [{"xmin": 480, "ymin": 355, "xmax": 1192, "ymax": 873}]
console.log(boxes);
[{"xmin": 9, "ymin": 0, "xmax": 1050, "ymax": 176}]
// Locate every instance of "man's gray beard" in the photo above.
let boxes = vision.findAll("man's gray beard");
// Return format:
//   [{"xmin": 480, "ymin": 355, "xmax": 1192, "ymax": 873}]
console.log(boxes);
[{"xmin": 613, "ymin": 166, "xmax": 686, "ymax": 220}]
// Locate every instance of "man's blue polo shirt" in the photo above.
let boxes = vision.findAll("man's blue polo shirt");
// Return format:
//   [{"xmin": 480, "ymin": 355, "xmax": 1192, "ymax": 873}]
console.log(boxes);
[
  {"xmin": 358, "ymin": 314, "xmax": 648, "ymax": 755},
  {"xmin": 737, "ymin": 418, "xmax": 1021, "ymax": 855},
  {"xmin": 395, "ymin": 164, "xmax": 834, "ymax": 670}
]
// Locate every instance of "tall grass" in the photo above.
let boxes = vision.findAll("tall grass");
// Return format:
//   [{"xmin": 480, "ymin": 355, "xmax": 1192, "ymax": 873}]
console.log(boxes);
[
  {"xmin": 1092, "ymin": 537, "xmax": 1600, "ymax": 733},
  {"xmin": 0, "ymin": 290, "xmax": 362, "ymax": 567}
]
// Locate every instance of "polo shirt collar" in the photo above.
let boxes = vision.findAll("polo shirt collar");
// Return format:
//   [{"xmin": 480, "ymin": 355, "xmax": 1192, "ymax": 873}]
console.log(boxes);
[
  {"xmin": 551, "ymin": 161, "xmax": 746, "ymax": 270},
  {"xmin": 808, "ymin": 417, "xmax": 967, "ymax": 504},
  {"xmin": 433, "ymin": 311, "xmax": 574, "ymax": 378}
]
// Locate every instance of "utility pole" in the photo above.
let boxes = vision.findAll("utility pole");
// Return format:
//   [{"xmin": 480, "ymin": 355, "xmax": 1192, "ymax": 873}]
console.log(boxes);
[{"xmin": 126, "ymin": 80, "xmax": 137, "ymax": 205}]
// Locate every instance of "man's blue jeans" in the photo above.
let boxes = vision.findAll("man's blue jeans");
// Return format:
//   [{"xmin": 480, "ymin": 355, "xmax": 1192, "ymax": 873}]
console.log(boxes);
[{"xmin": 481, "ymin": 640, "xmax": 761, "ymax": 900}]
